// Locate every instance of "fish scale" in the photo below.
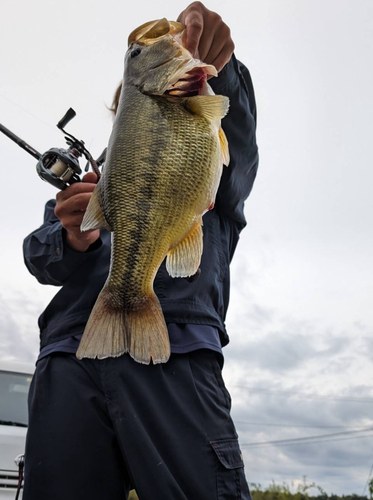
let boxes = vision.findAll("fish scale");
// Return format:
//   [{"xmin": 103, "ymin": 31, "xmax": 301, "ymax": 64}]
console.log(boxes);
[{"xmin": 76, "ymin": 19, "xmax": 229, "ymax": 364}]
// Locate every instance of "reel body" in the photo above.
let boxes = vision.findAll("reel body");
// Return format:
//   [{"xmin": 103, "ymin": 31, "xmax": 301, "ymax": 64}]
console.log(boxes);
[
  {"xmin": 37, "ymin": 147, "xmax": 82, "ymax": 190},
  {"xmin": 0, "ymin": 107, "xmax": 102, "ymax": 190}
]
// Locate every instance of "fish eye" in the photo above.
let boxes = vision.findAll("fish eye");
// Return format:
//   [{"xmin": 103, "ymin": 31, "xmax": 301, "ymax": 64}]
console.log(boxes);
[{"xmin": 131, "ymin": 48, "xmax": 142, "ymax": 58}]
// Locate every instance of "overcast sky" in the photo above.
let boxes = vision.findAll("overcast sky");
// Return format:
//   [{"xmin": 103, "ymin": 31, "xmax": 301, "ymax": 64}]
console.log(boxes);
[{"xmin": 1, "ymin": 0, "xmax": 373, "ymax": 495}]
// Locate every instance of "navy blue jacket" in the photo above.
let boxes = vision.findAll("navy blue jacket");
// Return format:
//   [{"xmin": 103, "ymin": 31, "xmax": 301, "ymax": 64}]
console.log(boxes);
[{"xmin": 23, "ymin": 55, "xmax": 258, "ymax": 350}]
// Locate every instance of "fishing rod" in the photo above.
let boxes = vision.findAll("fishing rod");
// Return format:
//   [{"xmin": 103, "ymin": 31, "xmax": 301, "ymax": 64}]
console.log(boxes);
[{"xmin": 0, "ymin": 108, "xmax": 103, "ymax": 190}]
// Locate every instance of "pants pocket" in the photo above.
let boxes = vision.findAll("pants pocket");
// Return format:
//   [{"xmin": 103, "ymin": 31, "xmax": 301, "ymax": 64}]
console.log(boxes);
[{"xmin": 210, "ymin": 439, "xmax": 252, "ymax": 500}]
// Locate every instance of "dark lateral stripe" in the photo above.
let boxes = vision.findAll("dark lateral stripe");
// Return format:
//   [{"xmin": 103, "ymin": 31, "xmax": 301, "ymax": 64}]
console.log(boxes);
[{"xmin": 106, "ymin": 89, "xmax": 216, "ymax": 304}]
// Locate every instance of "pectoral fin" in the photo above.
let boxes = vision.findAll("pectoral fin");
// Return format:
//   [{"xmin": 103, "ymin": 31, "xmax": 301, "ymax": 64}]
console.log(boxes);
[
  {"xmin": 81, "ymin": 183, "xmax": 112, "ymax": 232},
  {"xmin": 166, "ymin": 221, "xmax": 203, "ymax": 278},
  {"xmin": 185, "ymin": 95, "xmax": 229, "ymax": 121}
]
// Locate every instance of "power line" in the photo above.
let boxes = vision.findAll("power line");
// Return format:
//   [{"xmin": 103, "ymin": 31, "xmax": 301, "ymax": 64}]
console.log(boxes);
[
  {"xmin": 231, "ymin": 386, "xmax": 373, "ymax": 403},
  {"xmin": 240, "ymin": 426, "xmax": 373, "ymax": 448},
  {"xmin": 362, "ymin": 462, "xmax": 373, "ymax": 496},
  {"xmin": 241, "ymin": 434, "xmax": 373, "ymax": 448},
  {"xmin": 235, "ymin": 420, "xmax": 364, "ymax": 429}
]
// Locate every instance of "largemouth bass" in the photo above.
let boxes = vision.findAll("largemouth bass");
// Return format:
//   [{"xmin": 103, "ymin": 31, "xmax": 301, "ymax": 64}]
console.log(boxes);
[{"xmin": 76, "ymin": 18, "xmax": 230, "ymax": 365}]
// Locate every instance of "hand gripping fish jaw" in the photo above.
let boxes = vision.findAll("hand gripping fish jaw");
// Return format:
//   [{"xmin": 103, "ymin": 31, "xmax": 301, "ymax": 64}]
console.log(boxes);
[
  {"xmin": 126, "ymin": 18, "xmax": 217, "ymax": 97},
  {"xmin": 0, "ymin": 108, "xmax": 102, "ymax": 190}
]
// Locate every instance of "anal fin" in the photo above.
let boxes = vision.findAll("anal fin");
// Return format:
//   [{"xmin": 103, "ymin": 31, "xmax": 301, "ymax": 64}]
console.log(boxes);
[{"xmin": 166, "ymin": 221, "xmax": 203, "ymax": 278}]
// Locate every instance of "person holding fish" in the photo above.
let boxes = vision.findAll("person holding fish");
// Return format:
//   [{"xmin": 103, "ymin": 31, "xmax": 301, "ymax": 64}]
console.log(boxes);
[{"xmin": 22, "ymin": 2, "xmax": 259, "ymax": 499}]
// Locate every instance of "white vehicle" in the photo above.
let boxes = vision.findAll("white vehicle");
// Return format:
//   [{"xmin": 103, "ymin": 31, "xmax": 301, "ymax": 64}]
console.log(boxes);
[{"xmin": 0, "ymin": 360, "xmax": 34, "ymax": 499}]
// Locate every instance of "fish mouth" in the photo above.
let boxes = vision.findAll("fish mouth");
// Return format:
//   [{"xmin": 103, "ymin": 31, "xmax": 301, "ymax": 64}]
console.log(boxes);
[
  {"xmin": 164, "ymin": 68, "xmax": 209, "ymax": 97},
  {"xmin": 162, "ymin": 41, "xmax": 217, "ymax": 97}
]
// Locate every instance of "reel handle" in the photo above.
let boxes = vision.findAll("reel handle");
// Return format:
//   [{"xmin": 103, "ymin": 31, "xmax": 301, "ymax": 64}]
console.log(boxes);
[{"xmin": 57, "ymin": 108, "xmax": 76, "ymax": 130}]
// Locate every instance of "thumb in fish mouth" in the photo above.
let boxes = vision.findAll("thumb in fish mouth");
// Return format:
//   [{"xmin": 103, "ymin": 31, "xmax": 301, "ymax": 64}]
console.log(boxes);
[{"xmin": 127, "ymin": 18, "xmax": 185, "ymax": 46}]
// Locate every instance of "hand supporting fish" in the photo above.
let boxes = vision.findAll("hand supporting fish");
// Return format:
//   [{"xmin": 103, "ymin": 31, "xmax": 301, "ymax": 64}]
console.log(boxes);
[
  {"xmin": 55, "ymin": 172, "xmax": 99, "ymax": 253},
  {"xmin": 75, "ymin": 16, "xmax": 231, "ymax": 365}
]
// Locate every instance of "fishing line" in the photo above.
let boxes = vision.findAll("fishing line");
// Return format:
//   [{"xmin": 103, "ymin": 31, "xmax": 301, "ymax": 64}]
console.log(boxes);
[{"xmin": 0, "ymin": 92, "xmax": 56, "ymax": 132}]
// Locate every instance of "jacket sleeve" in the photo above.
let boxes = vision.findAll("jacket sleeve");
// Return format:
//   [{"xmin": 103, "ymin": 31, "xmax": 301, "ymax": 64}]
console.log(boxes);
[
  {"xmin": 209, "ymin": 54, "xmax": 259, "ymax": 229},
  {"xmin": 23, "ymin": 199, "xmax": 103, "ymax": 286}
]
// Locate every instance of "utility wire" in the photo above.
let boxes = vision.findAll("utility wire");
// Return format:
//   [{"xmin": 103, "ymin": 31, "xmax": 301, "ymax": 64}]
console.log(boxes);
[
  {"xmin": 362, "ymin": 462, "xmax": 373, "ymax": 496},
  {"xmin": 234, "ymin": 420, "xmax": 366, "ymax": 429},
  {"xmin": 240, "ymin": 426, "xmax": 373, "ymax": 448},
  {"xmin": 232, "ymin": 386, "xmax": 373, "ymax": 403},
  {"xmin": 241, "ymin": 434, "xmax": 373, "ymax": 449}
]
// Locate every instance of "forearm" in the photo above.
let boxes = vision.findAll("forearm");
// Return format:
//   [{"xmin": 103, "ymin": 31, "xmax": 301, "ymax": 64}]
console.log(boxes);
[{"xmin": 210, "ymin": 55, "xmax": 259, "ymax": 228}]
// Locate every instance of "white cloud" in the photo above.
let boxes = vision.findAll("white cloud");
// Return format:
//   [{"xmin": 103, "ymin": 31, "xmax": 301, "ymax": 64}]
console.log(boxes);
[{"xmin": 0, "ymin": 290, "xmax": 43, "ymax": 363}]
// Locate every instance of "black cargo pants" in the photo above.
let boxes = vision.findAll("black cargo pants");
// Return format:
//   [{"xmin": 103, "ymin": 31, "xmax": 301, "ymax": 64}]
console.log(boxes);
[{"xmin": 23, "ymin": 350, "xmax": 251, "ymax": 500}]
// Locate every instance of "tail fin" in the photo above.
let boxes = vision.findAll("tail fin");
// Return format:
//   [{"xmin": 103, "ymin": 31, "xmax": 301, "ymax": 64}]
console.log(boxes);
[
  {"xmin": 126, "ymin": 295, "xmax": 170, "ymax": 365},
  {"xmin": 76, "ymin": 288, "xmax": 170, "ymax": 365}
]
